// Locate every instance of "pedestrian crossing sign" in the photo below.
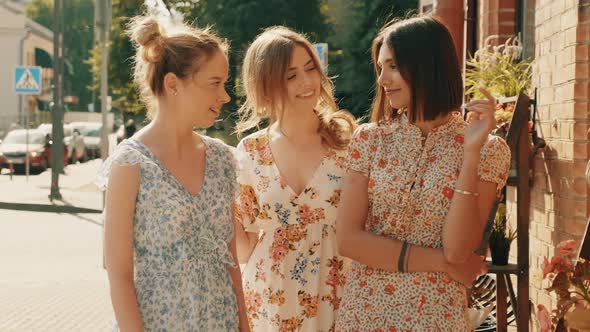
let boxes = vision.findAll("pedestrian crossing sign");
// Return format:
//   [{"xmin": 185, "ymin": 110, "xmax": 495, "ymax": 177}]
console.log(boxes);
[{"xmin": 14, "ymin": 66, "xmax": 42, "ymax": 95}]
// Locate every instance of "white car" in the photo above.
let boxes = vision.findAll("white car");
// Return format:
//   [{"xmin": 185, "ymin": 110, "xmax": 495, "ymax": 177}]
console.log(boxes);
[{"xmin": 69, "ymin": 122, "xmax": 102, "ymax": 159}]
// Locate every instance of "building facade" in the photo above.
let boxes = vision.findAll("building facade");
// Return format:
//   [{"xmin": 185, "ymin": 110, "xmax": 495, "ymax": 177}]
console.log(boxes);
[
  {"xmin": 424, "ymin": 0, "xmax": 590, "ymax": 328},
  {"xmin": 0, "ymin": 0, "xmax": 53, "ymax": 137}
]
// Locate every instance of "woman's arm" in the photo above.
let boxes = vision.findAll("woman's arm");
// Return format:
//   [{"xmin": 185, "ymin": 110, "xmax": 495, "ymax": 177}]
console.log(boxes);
[
  {"xmin": 104, "ymin": 163, "xmax": 144, "ymax": 332},
  {"xmin": 233, "ymin": 212, "xmax": 258, "ymax": 264},
  {"xmin": 229, "ymin": 219, "xmax": 251, "ymax": 332},
  {"xmin": 336, "ymin": 170, "xmax": 485, "ymax": 286},
  {"xmin": 443, "ymin": 88, "xmax": 506, "ymax": 263},
  {"xmin": 441, "ymin": 151, "xmax": 498, "ymax": 263}
]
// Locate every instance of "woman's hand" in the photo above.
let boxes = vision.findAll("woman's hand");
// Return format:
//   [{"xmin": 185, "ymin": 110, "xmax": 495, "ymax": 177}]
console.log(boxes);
[
  {"xmin": 463, "ymin": 87, "xmax": 497, "ymax": 152},
  {"xmin": 445, "ymin": 253, "xmax": 487, "ymax": 286}
]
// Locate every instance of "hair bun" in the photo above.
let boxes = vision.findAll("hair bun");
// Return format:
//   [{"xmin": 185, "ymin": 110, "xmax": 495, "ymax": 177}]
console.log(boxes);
[{"xmin": 128, "ymin": 15, "xmax": 166, "ymax": 63}]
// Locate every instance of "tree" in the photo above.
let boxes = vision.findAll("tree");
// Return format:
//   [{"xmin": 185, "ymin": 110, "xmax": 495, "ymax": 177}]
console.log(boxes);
[
  {"xmin": 331, "ymin": 0, "xmax": 417, "ymax": 119},
  {"xmin": 26, "ymin": 0, "xmax": 95, "ymax": 112}
]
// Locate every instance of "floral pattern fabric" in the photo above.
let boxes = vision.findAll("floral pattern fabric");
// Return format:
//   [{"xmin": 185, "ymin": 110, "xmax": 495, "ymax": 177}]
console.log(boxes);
[
  {"xmin": 97, "ymin": 136, "xmax": 240, "ymax": 332},
  {"xmin": 335, "ymin": 113, "xmax": 511, "ymax": 331},
  {"xmin": 235, "ymin": 130, "xmax": 348, "ymax": 332}
]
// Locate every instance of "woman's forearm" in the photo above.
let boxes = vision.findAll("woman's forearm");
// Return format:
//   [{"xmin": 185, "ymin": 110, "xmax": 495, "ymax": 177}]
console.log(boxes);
[
  {"xmin": 109, "ymin": 276, "xmax": 144, "ymax": 332},
  {"xmin": 339, "ymin": 229, "xmax": 448, "ymax": 273},
  {"xmin": 442, "ymin": 150, "xmax": 483, "ymax": 262}
]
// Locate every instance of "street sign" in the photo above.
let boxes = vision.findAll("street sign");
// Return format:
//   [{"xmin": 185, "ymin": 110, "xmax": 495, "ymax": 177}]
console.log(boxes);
[
  {"xmin": 313, "ymin": 43, "xmax": 328, "ymax": 69},
  {"xmin": 14, "ymin": 66, "xmax": 42, "ymax": 95}
]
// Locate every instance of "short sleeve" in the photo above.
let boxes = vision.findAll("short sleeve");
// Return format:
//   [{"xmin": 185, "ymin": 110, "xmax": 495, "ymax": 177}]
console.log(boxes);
[
  {"xmin": 478, "ymin": 135, "xmax": 511, "ymax": 188},
  {"xmin": 95, "ymin": 141, "xmax": 143, "ymax": 191},
  {"xmin": 234, "ymin": 139, "xmax": 260, "ymax": 232},
  {"xmin": 345, "ymin": 123, "xmax": 378, "ymax": 175}
]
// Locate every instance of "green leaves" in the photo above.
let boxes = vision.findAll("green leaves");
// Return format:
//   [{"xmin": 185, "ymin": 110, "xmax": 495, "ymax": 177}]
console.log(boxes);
[{"xmin": 464, "ymin": 36, "xmax": 532, "ymax": 100}]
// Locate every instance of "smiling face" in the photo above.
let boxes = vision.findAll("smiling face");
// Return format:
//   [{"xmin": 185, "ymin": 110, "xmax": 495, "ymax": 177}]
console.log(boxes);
[
  {"xmin": 282, "ymin": 45, "xmax": 321, "ymax": 114},
  {"xmin": 175, "ymin": 49, "xmax": 231, "ymax": 128},
  {"xmin": 376, "ymin": 44, "xmax": 411, "ymax": 112}
]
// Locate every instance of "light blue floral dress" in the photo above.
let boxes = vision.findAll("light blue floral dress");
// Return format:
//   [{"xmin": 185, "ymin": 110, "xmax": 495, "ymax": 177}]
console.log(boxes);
[{"xmin": 97, "ymin": 135, "xmax": 239, "ymax": 332}]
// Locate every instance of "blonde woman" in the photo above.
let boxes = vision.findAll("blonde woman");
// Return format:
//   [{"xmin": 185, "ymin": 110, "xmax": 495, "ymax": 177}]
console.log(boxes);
[
  {"xmin": 234, "ymin": 26, "xmax": 355, "ymax": 331},
  {"xmin": 97, "ymin": 15, "xmax": 249, "ymax": 331}
]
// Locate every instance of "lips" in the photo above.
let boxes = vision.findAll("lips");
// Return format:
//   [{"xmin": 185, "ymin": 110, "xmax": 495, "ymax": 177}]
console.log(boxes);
[
  {"xmin": 384, "ymin": 88, "xmax": 401, "ymax": 95},
  {"xmin": 297, "ymin": 90, "xmax": 315, "ymax": 99}
]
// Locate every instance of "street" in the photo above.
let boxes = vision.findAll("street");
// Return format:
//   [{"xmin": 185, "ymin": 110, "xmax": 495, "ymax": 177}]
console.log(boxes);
[{"xmin": 0, "ymin": 180, "xmax": 113, "ymax": 331}]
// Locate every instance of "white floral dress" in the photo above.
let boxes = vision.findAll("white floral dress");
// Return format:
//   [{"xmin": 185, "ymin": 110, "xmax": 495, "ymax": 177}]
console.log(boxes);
[
  {"xmin": 97, "ymin": 135, "xmax": 240, "ymax": 332},
  {"xmin": 235, "ymin": 130, "xmax": 348, "ymax": 332}
]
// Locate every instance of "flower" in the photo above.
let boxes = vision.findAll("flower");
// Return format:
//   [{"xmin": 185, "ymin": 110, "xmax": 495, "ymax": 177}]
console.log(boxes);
[
  {"xmin": 539, "ymin": 240, "xmax": 590, "ymax": 329},
  {"xmin": 537, "ymin": 304, "xmax": 552, "ymax": 332},
  {"xmin": 557, "ymin": 239, "xmax": 577, "ymax": 257}
]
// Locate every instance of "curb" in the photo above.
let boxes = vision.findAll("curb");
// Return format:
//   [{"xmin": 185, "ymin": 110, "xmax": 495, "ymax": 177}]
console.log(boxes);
[{"xmin": 0, "ymin": 202, "xmax": 102, "ymax": 214}]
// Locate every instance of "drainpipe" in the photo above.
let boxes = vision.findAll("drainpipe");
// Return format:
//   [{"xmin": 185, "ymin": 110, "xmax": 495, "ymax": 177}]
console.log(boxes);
[{"xmin": 18, "ymin": 27, "xmax": 31, "ymax": 126}]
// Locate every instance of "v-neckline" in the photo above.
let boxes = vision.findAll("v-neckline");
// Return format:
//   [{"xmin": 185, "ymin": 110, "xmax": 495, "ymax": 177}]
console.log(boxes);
[
  {"xmin": 130, "ymin": 136, "xmax": 208, "ymax": 198},
  {"xmin": 265, "ymin": 129, "xmax": 327, "ymax": 197}
]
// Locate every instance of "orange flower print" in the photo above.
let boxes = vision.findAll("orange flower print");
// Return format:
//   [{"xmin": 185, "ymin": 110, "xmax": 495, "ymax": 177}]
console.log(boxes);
[
  {"xmin": 267, "ymin": 289, "xmax": 286, "ymax": 306},
  {"xmin": 429, "ymin": 156, "xmax": 437, "ymax": 163},
  {"xmin": 370, "ymin": 144, "xmax": 377, "ymax": 152},
  {"xmin": 391, "ymin": 158, "xmax": 399, "ymax": 166},
  {"xmin": 384, "ymin": 283, "xmax": 396, "ymax": 295},
  {"xmin": 326, "ymin": 189, "xmax": 341, "ymax": 207},
  {"xmin": 245, "ymin": 290, "xmax": 263, "ymax": 314},
  {"xmin": 368, "ymin": 178, "xmax": 376, "ymax": 189},
  {"xmin": 417, "ymin": 294, "xmax": 427, "ymax": 313},
  {"xmin": 285, "ymin": 224, "xmax": 307, "ymax": 242},
  {"xmin": 378, "ymin": 158, "xmax": 387, "ymax": 168},
  {"xmin": 298, "ymin": 291, "xmax": 319, "ymax": 318},
  {"xmin": 442, "ymin": 186, "xmax": 454, "ymax": 199},
  {"xmin": 351, "ymin": 148, "xmax": 361, "ymax": 160},
  {"xmin": 454, "ymin": 134, "xmax": 464, "ymax": 144},
  {"xmin": 279, "ymin": 316, "xmax": 304, "ymax": 332},
  {"xmin": 359, "ymin": 130, "xmax": 369, "ymax": 140},
  {"xmin": 364, "ymin": 267, "xmax": 374, "ymax": 276}
]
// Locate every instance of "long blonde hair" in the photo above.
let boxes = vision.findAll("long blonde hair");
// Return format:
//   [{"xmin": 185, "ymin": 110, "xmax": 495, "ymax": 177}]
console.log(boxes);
[
  {"xmin": 236, "ymin": 26, "xmax": 355, "ymax": 150},
  {"xmin": 126, "ymin": 15, "xmax": 228, "ymax": 119}
]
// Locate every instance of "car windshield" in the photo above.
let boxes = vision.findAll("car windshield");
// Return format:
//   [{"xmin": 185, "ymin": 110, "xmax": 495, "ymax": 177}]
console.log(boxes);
[
  {"xmin": 85, "ymin": 129, "xmax": 101, "ymax": 137},
  {"xmin": 3, "ymin": 132, "xmax": 45, "ymax": 144}
]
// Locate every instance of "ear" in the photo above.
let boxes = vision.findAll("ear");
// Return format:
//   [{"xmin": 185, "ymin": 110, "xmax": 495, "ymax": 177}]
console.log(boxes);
[{"xmin": 163, "ymin": 72, "xmax": 179, "ymax": 96}]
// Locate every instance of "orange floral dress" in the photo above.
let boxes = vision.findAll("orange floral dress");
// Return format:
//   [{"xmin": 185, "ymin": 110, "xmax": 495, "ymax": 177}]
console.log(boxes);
[
  {"xmin": 335, "ymin": 113, "xmax": 511, "ymax": 331},
  {"xmin": 235, "ymin": 130, "xmax": 348, "ymax": 332}
]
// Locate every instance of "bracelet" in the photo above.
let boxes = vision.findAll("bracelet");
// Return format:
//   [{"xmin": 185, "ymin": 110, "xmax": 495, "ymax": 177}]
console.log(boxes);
[
  {"xmin": 405, "ymin": 243, "xmax": 411, "ymax": 272},
  {"xmin": 454, "ymin": 187, "xmax": 480, "ymax": 197},
  {"xmin": 398, "ymin": 241, "xmax": 409, "ymax": 272}
]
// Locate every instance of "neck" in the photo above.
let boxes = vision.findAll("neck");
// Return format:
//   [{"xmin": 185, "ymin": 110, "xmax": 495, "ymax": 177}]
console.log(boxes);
[
  {"xmin": 273, "ymin": 106, "xmax": 320, "ymax": 141},
  {"xmin": 149, "ymin": 102, "xmax": 199, "ymax": 152}
]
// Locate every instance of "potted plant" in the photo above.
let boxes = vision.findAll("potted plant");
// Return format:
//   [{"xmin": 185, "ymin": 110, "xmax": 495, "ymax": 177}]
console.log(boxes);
[
  {"xmin": 488, "ymin": 203, "xmax": 517, "ymax": 265},
  {"xmin": 537, "ymin": 240, "xmax": 590, "ymax": 332}
]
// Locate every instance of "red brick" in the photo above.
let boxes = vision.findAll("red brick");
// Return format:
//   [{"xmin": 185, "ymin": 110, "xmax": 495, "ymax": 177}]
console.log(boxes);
[
  {"xmin": 572, "ymin": 177, "xmax": 588, "ymax": 196},
  {"xmin": 575, "ymin": 62, "xmax": 590, "ymax": 80},
  {"xmin": 573, "ymin": 122, "xmax": 590, "ymax": 140},
  {"xmin": 563, "ymin": 217, "xmax": 588, "ymax": 235},
  {"xmin": 574, "ymin": 142, "xmax": 589, "ymax": 159},
  {"xmin": 576, "ymin": 44, "xmax": 589, "ymax": 61}
]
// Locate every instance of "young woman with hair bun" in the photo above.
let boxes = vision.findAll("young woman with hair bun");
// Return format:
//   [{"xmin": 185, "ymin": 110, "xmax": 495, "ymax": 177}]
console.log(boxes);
[{"xmin": 97, "ymin": 15, "xmax": 249, "ymax": 332}]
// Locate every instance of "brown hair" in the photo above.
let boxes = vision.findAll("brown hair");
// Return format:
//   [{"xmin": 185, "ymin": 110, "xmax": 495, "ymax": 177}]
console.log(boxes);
[
  {"xmin": 236, "ymin": 26, "xmax": 355, "ymax": 150},
  {"xmin": 370, "ymin": 16, "xmax": 462, "ymax": 123},
  {"xmin": 127, "ymin": 15, "xmax": 228, "ymax": 118}
]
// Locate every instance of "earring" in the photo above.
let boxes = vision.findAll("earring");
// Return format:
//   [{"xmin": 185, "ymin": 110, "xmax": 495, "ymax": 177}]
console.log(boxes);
[{"xmin": 173, "ymin": 91, "xmax": 178, "ymax": 96}]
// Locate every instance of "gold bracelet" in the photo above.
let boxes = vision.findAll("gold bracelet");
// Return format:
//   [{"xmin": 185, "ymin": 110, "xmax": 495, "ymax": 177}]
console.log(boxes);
[{"xmin": 454, "ymin": 187, "xmax": 480, "ymax": 197}]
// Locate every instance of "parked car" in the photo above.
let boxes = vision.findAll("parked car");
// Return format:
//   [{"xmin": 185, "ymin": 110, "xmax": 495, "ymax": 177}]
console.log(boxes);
[
  {"xmin": 0, "ymin": 129, "xmax": 50, "ymax": 172},
  {"xmin": 69, "ymin": 122, "xmax": 102, "ymax": 159},
  {"xmin": 37, "ymin": 123, "xmax": 75, "ymax": 163}
]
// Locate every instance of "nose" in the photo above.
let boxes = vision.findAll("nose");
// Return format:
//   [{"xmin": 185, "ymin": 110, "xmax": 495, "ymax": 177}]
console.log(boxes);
[
  {"xmin": 377, "ymin": 69, "xmax": 390, "ymax": 87},
  {"xmin": 301, "ymin": 71, "xmax": 313, "ymax": 88},
  {"xmin": 219, "ymin": 87, "xmax": 231, "ymax": 104}
]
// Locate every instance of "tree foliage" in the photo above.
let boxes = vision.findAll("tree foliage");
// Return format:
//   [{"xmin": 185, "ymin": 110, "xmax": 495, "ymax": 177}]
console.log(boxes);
[
  {"xmin": 331, "ymin": 0, "xmax": 417, "ymax": 120},
  {"xmin": 26, "ymin": 0, "xmax": 95, "ymax": 112}
]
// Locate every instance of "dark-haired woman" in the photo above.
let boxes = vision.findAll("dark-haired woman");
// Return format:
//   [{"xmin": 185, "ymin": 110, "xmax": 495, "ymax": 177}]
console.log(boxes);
[{"xmin": 335, "ymin": 16, "xmax": 511, "ymax": 331}]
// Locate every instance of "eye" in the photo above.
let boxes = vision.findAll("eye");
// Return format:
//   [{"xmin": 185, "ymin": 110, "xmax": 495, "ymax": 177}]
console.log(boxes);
[
  {"xmin": 305, "ymin": 66, "xmax": 316, "ymax": 72},
  {"xmin": 389, "ymin": 64, "xmax": 397, "ymax": 70},
  {"xmin": 287, "ymin": 74, "xmax": 296, "ymax": 80}
]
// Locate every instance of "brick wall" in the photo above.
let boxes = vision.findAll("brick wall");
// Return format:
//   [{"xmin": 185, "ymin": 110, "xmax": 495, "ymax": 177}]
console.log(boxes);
[
  {"xmin": 475, "ymin": 0, "xmax": 590, "ymax": 320},
  {"xmin": 477, "ymin": 0, "xmax": 518, "ymax": 47},
  {"xmin": 511, "ymin": 0, "xmax": 589, "ymax": 316}
]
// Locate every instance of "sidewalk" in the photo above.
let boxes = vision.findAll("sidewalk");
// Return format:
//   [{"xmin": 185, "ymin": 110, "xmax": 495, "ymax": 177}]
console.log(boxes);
[{"xmin": 0, "ymin": 159, "xmax": 104, "ymax": 213}]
